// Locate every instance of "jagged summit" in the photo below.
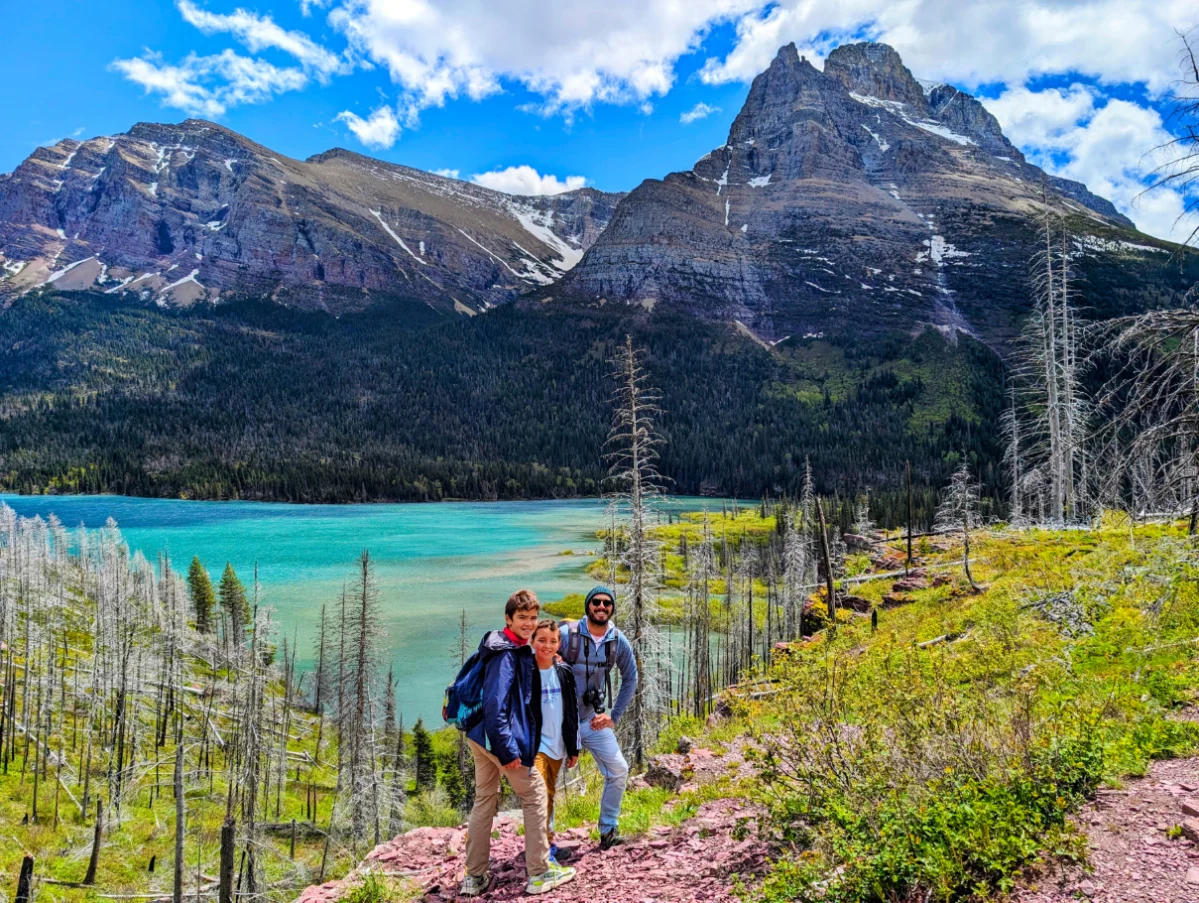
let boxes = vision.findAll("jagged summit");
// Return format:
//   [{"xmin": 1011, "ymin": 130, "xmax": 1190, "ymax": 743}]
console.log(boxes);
[
  {"xmin": 554, "ymin": 40, "xmax": 1168, "ymax": 346},
  {"xmin": 824, "ymin": 42, "xmax": 929, "ymax": 110}
]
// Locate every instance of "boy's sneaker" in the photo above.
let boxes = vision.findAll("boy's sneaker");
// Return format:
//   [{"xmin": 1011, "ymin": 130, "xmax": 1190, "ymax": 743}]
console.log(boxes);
[
  {"xmin": 549, "ymin": 843, "xmax": 574, "ymax": 862},
  {"xmin": 525, "ymin": 863, "xmax": 577, "ymax": 895},
  {"xmin": 599, "ymin": 829, "xmax": 623, "ymax": 851},
  {"xmin": 458, "ymin": 872, "xmax": 494, "ymax": 897}
]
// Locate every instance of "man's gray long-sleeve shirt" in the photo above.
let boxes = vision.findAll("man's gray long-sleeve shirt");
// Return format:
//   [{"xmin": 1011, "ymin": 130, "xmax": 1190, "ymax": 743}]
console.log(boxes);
[{"xmin": 559, "ymin": 619, "xmax": 639, "ymax": 723}]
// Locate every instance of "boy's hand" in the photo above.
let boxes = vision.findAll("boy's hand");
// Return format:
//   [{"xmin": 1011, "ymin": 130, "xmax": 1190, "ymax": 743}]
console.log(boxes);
[
  {"xmin": 590, "ymin": 713, "xmax": 614, "ymax": 731},
  {"xmin": 502, "ymin": 759, "xmax": 522, "ymax": 770},
  {"xmin": 566, "ymin": 756, "xmax": 578, "ymax": 768}
]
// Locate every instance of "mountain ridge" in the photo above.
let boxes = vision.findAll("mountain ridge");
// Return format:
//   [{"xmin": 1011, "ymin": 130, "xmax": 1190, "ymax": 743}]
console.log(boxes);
[{"xmin": 0, "ymin": 118, "xmax": 622, "ymax": 314}]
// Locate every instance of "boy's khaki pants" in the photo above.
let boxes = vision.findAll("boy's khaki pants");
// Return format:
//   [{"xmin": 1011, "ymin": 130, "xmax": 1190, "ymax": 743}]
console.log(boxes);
[
  {"xmin": 532, "ymin": 753, "xmax": 564, "ymax": 843},
  {"xmin": 465, "ymin": 739, "xmax": 550, "ymax": 879}
]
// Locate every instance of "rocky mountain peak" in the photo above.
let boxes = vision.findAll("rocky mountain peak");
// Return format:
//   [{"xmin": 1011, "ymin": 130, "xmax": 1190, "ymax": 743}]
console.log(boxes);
[
  {"xmin": 824, "ymin": 42, "xmax": 929, "ymax": 112},
  {"xmin": 557, "ymin": 40, "xmax": 1163, "ymax": 348}
]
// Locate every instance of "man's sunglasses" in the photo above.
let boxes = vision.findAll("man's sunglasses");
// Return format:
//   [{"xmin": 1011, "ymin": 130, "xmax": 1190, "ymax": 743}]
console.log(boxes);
[{"xmin": 589, "ymin": 598, "xmax": 614, "ymax": 608}]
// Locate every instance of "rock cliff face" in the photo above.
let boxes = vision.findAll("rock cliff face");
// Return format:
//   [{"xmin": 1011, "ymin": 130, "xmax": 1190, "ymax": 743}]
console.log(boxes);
[
  {"xmin": 555, "ymin": 42, "xmax": 1166, "ymax": 346},
  {"xmin": 0, "ymin": 121, "xmax": 621, "ymax": 314}
]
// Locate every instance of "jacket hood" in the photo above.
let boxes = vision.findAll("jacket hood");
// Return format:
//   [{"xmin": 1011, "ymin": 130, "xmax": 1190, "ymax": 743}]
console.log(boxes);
[{"xmin": 478, "ymin": 628, "xmax": 525, "ymax": 655}]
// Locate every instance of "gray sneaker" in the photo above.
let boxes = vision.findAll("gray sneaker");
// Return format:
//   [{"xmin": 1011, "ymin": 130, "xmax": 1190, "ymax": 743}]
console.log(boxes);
[
  {"xmin": 525, "ymin": 863, "xmax": 577, "ymax": 895},
  {"xmin": 458, "ymin": 872, "xmax": 494, "ymax": 897}
]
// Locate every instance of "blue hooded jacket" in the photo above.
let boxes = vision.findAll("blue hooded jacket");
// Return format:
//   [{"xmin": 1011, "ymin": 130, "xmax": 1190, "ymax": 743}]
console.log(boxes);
[{"xmin": 465, "ymin": 629, "xmax": 541, "ymax": 767}]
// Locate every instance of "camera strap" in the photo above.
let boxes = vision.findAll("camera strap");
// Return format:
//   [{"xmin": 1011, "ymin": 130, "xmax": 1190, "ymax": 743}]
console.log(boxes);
[{"xmin": 577, "ymin": 621, "xmax": 613, "ymax": 708}]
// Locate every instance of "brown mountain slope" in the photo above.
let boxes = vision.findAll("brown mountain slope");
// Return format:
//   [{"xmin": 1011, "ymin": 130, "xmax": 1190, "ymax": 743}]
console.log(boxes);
[{"xmin": 0, "ymin": 120, "xmax": 621, "ymax": 315}]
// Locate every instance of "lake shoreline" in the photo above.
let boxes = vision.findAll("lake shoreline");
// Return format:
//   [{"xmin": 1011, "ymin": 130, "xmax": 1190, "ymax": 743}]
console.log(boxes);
[{"xmin": 0, "ymin": 488, "xmax": 736, "ymax": 507}]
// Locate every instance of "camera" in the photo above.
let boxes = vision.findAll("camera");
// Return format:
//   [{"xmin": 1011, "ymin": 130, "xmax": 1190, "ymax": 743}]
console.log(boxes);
[{"xmin": 583, "ymin": 685, "xmax": 606, "ymax": 714}]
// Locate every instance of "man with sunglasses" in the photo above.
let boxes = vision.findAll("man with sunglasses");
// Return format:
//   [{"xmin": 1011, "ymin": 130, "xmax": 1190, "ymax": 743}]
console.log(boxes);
[{"xmin": 559, "ymin": 585, "xmax": 638, "ymax": 850}]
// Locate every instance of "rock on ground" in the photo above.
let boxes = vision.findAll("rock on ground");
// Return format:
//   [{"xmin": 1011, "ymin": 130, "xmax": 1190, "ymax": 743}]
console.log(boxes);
[{"xmin": 1012, "ymin": 756, "xmax": 1199, "ymax": 903}]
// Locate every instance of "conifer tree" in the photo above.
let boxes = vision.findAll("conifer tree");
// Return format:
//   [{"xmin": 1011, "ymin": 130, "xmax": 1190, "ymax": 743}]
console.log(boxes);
[
  {"xmin": 411, "ymin": 718, "xmax": 436, "ymax": 793},
  {"xmin": 218, "ymin": 564, "xmax": 249, "ymax": 641},
  {"xmin": 187, "ymin": 558, "xmax": 215, "ymax": 635},
  {"xmin": 440, "ymin": 753, "xmax": 468, "ymax": 809}
]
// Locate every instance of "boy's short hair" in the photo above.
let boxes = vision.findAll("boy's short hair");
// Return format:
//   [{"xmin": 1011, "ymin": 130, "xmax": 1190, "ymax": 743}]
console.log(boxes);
[
  {"xmin": 505, "ymin": 589, "xmax": 540, "ymax": 618},
  {"xmin": 532, "ymin": 618, "xmax": 559, "ymax": 639}
]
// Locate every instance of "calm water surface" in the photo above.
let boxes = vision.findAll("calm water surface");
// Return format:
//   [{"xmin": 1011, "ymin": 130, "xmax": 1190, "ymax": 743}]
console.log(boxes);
[{"xmin": 0, "ymin": 494, "xmax": 721, "ymax": 722}]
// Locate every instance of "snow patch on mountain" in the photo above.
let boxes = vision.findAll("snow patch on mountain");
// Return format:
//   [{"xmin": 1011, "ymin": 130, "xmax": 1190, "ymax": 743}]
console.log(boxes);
[
  {"xmin": 916, "ymin": 235, "xmax": 971, "ymax": 266},
  {"xmin": 508, "ymin": 204, "xmax": 583, "ymax": 270},
  {"xmin": 370, "ymin": 209, "xmax": 428, "ymax": 266},
  {"xmin": 861, "ymin": 124, "xmax": 890, "ymax": 152},
  {"xmin": 44, "ymin": 256, "xmax": 95, "ymax": 284}
]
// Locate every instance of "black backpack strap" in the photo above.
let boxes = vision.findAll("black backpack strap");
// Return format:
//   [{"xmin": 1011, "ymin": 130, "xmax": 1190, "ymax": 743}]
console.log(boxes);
[{"xmin": 563, "ymin": 620, "xmax": 583, "ymax": 665}]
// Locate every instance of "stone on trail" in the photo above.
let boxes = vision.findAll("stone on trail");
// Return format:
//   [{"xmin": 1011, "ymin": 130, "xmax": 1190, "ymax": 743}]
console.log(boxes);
[
  {"xmin": 1182, "ymin": 818, "xmax": 1199, "ymax": 844},
  {"xmin": 1181, "ymin": 799, "xmax": 1199, "ymax": 818},
  {"xmin": 645, "ymin": 757, "xmax": 685, "ymax": 792}
]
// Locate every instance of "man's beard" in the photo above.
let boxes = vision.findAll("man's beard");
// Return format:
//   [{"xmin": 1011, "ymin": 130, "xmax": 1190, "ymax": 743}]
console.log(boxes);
[{"xmin": 588, "ymin": 608, "xmax": 610, "ymax": 624}]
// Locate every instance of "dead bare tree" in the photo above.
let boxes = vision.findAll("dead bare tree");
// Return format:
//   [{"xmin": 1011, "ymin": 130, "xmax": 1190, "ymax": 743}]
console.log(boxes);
[
  {"xmin": 1145, "ymin": 29, "xmax": 1199, "ymax": 249},
  {"xmin": 1013, "ymin": 192, "xmax": 1088, "ymax": 523},
  {"xmin": 338, "ymin": 551, "xmax": 386, "ymax": 850},
  {"xmin": 605, "ymin": 334, "xmax": 667, "ymax": 770},
  {"xmin": 935, "ymin": 462, "xmax": 984, "ymax": 592}
]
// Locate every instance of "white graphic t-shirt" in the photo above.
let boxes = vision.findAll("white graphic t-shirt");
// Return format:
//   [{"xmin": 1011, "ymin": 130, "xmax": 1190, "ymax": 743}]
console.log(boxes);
[{"xmin": 538, "ymin": 666, "xmax": 565, "ymax": 760}]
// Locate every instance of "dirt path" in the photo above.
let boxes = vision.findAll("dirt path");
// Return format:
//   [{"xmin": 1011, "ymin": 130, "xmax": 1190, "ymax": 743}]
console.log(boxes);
[
  {"xmin": 1013, "ymin": 756, "xmax": 1199, "ymax": 902},
  {"xmin": 294, "ymin": 797, "xmax": 768, "ymax": 903}
]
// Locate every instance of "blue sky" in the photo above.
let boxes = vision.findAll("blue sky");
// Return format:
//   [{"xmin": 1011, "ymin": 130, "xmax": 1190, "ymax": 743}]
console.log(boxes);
[{"xmin": 2, "ymin": 0, "xmax": 1195, "ymax": 240}]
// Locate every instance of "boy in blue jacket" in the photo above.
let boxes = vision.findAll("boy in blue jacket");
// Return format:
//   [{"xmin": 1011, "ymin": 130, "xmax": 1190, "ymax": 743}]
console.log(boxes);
[{"xmin": 460, "ymin": 590, "xmax": 577, "ymax": 897}]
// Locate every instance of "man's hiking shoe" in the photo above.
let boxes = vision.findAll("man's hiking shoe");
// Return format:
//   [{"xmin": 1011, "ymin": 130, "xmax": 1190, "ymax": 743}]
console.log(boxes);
[
  {"xmin": 549, "ymin": 843, "xmax": 574, "ymax": 862},
  {"xmin": 525, "ymin": 863, "xmax": 577, "ymax": 895},
  {"xmin": 458, "ymin": 872, "xmax": 494, "ymax": 897},
  {"xmin": 599, "ymin": 829, "xmax": 623, "ymax": 851}
]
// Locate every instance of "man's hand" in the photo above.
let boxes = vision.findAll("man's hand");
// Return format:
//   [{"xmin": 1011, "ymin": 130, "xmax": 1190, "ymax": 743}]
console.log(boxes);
[
  {"xmin": 589, "ymin": 713, "xmax": 614, "ymax": 731},
  {"xmin": 501, "ymin": 759, "xmax": 522, "ymax": 770},
  {"xmin": 566, "ymin": 755, "xmax": 578, "ymax": 768}
]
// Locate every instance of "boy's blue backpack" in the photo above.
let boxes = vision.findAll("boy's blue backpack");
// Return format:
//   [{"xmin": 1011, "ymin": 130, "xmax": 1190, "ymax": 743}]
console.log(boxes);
[{"xmin": 443, "ymin": 649, "xmax": 488, "ymax": 732}]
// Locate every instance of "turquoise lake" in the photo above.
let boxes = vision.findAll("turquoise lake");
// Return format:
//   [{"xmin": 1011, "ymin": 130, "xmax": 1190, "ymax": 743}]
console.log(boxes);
[{"xmin": 0, "ymin": 494, "xmax": 724, "ymax": 724}]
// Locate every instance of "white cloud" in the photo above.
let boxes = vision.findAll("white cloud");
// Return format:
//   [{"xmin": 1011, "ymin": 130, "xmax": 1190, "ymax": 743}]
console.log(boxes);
[
  {"xmin": 984, "ymin": 85, "xmax": 1098, "ymax": 148},
  {"xmin": 985, "ymin": 86, "xmax": 1190, "ymax": 241},
  {"xmin": 470, "ymin": 165, "xmax": 586, "ymax": 195},
  {"xmin": 335, "ymin": 104, "xmax": 401, "ymax": 149},
  {"xmin": 113, "ymin": 1, "xmax": 345, "ymax": 121},
  {"xmin": 326, "ymin": 0, "xmax": 759, "ymax": 121},
  {"xmin": 177, "ymin": 0, "xmax": 345, "ymax": 79},
  {"xmin": 433, "ymin": 168, "xmax": 461, "ymax": 179},
  {"xmin": 113, "ymin": 50, "xmax": 307, "ymax": 116},
  {"xmin": 699, "ymin": 0, "xmax": 1197, "ymax": 97},
  {"xmin": 680, "ymin": 101, "xmax": 721, "ymax": 124}
]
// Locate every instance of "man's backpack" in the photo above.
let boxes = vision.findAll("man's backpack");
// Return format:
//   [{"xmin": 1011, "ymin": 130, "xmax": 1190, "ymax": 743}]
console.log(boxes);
[
  {"xmin": 561, "ymin": 620, "xmax": 612, "ymax": 669},
  {"xmin": 443, "ymin": 649, "xmax": 488, "ymax": 732}
]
